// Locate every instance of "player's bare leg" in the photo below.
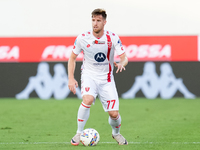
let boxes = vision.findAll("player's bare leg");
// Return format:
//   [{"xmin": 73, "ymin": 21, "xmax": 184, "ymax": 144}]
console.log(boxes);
[
  {"xmin": 108, "ymin": 111, "xmax": 128, "ymax": 145},
  {"xmin": 71, "ymin": 95, "xmax": 94, "ymax": 146}
]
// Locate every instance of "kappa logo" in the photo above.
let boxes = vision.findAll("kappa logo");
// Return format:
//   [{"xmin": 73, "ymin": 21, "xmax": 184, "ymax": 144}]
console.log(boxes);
[
  {"xmin": 85, "ymin": 87, "xmax": 90, "ymax": 92},
  {"xmin": 94, "ymin": 52, "xmax": 106, "ymax": 62}
]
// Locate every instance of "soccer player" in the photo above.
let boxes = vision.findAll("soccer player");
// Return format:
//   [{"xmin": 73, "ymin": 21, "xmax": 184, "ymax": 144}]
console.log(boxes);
[{"xmin": 68, "ymin": 8, "xmax": 128, "ymax": 145}]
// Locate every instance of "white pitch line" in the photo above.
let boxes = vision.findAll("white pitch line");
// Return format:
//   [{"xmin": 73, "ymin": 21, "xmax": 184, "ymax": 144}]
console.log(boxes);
[{"xmin": 0, "ymin": 142, "xmax": 200, "ymax": 145}]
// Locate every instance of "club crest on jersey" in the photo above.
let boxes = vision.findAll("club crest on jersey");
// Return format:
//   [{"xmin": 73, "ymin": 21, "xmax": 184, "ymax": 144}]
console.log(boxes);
[
  {"xmin": 94, "ymin": 52, "xmax": 106, "ymax": 62},
  {"xmin": 93, "ymin": 40, "xmax": 105, "ymax": 44},
  {"xmin": 85, "ymin": 87, "xmax": 90, "ymax": 92}
]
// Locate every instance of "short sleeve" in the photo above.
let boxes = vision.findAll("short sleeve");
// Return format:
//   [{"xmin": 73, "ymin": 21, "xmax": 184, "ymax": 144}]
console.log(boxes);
[
  {"xmin": 72, "ymin": 35, "xmax": 82, "ymax": 55},
  {"xmin": 113, "ymin": 34, "xmax": 125, "ymax": 56}
]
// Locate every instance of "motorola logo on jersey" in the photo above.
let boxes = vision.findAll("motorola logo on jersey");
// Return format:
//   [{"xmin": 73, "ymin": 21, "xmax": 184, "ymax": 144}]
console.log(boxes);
[{"xmin": 94, "ymin": 52, "xmax": 106, "ymax": 62}]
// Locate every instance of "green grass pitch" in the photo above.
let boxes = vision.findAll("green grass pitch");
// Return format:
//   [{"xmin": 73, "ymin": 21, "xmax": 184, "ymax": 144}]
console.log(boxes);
[{"xmin": 0, "ymin": 98, "xmax": 200, "ymax": 150}]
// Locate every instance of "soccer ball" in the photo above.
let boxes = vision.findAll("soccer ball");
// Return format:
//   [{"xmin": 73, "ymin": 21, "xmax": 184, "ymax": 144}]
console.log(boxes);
[{"xmin": 80, "ymin": 128, "xmax": 100, "ymax": 146}]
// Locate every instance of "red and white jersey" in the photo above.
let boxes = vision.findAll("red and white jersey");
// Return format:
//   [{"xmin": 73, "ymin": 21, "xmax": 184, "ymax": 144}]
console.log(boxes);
[{"xmin": 72, "ymin": 30, "xmax": 125, "ymax": 82}]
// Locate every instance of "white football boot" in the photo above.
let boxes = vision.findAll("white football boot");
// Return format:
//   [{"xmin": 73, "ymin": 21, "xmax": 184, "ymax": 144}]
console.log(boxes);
[{"xmin": 112, "ymin": 134, "xmax": 128, "ymax": 145}]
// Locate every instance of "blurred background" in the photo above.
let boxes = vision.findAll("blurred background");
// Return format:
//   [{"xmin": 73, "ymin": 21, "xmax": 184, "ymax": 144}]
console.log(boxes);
[
  {"xmin": 1, "ymin": 0, "xmax": 200, "ymax": 36},
  {"xmin": 0, "ymin": 0, "xmax": 200, "ymax": 100}
]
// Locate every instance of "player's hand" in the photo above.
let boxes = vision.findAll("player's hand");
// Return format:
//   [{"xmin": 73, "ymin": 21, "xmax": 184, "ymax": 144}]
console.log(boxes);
[
  {"xmin": 114, "ymin": 62, "xmax": 126, "ymax": 73},
  {"xmin": 68, "ymin": 78, "xmax": 78, "ymax": 94}
]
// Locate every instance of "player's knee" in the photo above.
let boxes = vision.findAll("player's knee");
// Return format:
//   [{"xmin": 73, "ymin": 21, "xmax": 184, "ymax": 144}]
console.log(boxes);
[
  {"xmin": 109, "ymin": 111, "xmax": 119, "ymax": 118},
  {"xmin": 82, "ymin": 95, "xmax": 94, "ymax": 105}
]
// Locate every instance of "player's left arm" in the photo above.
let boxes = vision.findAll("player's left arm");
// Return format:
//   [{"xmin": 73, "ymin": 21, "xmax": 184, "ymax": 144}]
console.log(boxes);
[
  {"xmin": 113, "ymin": 33, "xmax": 128, "ymax": 73},
  {"xmin": 114, "ymin": 53, "xmax": 128, "ymax": 73}
]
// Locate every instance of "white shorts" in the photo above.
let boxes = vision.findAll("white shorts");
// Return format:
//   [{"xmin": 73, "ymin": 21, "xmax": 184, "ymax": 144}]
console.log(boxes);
[{"xmin": 81, "ymin": 74, "xmax": 119, "ymax": 112}]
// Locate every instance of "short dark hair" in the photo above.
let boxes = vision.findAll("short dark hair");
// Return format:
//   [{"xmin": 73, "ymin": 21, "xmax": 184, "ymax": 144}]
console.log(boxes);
[{"xmin": 91, "ymin": 8, "xmax": 107, "ymax": 19}]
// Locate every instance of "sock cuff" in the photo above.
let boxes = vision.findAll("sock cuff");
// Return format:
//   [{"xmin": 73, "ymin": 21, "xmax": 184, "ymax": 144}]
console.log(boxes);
[{"xmin": 81, "ymin": 102, "xmax": 91, "ymax": 108}]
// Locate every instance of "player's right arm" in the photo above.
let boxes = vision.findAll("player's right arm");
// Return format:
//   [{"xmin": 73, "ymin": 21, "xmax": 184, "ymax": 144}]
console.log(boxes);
[
  {"xmin": 68, "ymin": 34, "xmax": 83, "ymax": 94},
  {"xmin": 68, "ymin": 52, "xmax": 78, "ymax": 94}
]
